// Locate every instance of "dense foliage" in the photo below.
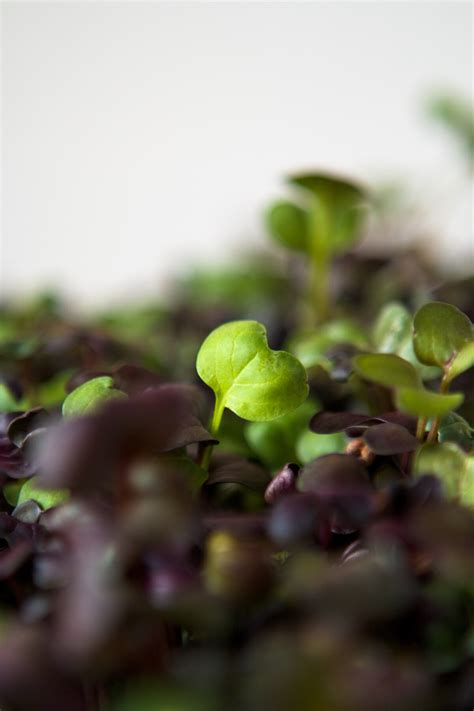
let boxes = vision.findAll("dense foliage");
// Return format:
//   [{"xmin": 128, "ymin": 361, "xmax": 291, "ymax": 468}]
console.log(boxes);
[{"xmin": 0, "ymin": 172, "xmax": 473, "ymax": 711}]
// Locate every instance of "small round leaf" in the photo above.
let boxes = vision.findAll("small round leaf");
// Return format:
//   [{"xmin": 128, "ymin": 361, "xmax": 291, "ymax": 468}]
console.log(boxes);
[
  {"xmin": 62, "ymin": 376, "xmax": 127, "ymax": 418},
  {"xmin": 353, "ymin": 353, "xmax": 420, "ymax": 389},
  {"xmin": 413, "ymin": 302, "xmax": 472, "ymax": 368},
  {"xmin": 265, "ymin": 201, "xmax": 308, "ymax": 252}
]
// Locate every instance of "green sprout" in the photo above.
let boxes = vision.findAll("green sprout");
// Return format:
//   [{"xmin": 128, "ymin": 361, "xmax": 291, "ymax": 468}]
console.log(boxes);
[
  {"xmin": 266, "ymin": 172, "xmax": 369, "ymax": 325},
  {"xmin": 196, "ymin": 320, "xmax": 309, "ymax": 469}
]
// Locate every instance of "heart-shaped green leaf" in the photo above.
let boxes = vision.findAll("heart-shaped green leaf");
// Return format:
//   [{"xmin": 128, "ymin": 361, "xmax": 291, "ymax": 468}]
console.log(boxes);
[
  {"xmin": 396, "ymin": 387, "xmax": 464, "ymax": 418},
  {"xmin": 62, "ymin": 376, "xmax": 127, "ymax": 418},
  {"xmin": 265, "ymin": 201, "xmax": 307, "ymax": 252},
  {"xmin": 196, "ymin": 320, "xmax": 308, "ymax": 423},
  {"xmin": 352, "ymin": 353, "xmax": 420, "ymax": 388},
  {"xmin": 413, "ymin": 302, "xmax": 472, "ymax": 368}
]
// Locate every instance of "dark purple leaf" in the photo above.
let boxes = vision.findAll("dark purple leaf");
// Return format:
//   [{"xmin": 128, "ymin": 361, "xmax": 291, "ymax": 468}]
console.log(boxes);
[
  {"xmin": 113, "ymin": 364, "xmax": 165, "ymax": 396},
  {"xmin": 298, "ymin": 454, "xmax": 370, "ymax": 496},
  {"xmin": 0, "ymin": 625, "xmax": 84, "ymax": 711},
  {"xmin": 298, "ymin": 454, "xmax": 372, "ymax": 533},
  {"xmin": 206, "ymin": 454, "xmax": 270, "ymax": 492},
  {"xmin": 266, "ymin": 492, "xmax": 319, "ymax": 546},
  {"xmin": 264, "ymin": 463, "xmax": 299, "ymax": 504},
  {"xmin": 7, "ymin": 407, "xmax": 52, "ymax": 448},
  {"xmin": 0, "ymin": 438, "xmax": 35, "ymax": 478},
  {"xmin": 0, "ymin": 541, "xmax": 32, "ymax": 579},
  {"xmin": 38, "ymin": 384, "xmax": 216, "ymax": 491},
  {"xmin": 363, "ymin": 422, "xmax": 419, "ymax": 455}
]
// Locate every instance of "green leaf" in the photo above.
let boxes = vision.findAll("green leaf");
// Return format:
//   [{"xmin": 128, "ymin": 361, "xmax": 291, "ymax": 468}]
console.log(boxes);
[
  {"xmin": 265, "ymin": 201, "xmax": 307, "ymax": 252},
  {"xmin": 415, "ymin": 442, "xmax": 466, "ymax": 497},
  {"xmin": 372, "ymin": 301, "xmax": 412, "ymax": 355},
  {"xmin": 372, "ymin": 302, "xmax": 441, "ymax": 381},
  {"xmin": 245, "ymin": 400, "xmax": 319, "ymax": 470},
  {"xmin": 196, "ymin": 321, "xmax": 308, "ymax": 423},
  {"xmin": 288, "ymin": 173, "xmax": 367, "ymax": 255},
  {"xmin": 62, "ymin": 376, "xmax": 127, "ymax": 418},
  {"xmin": 447, "ymin": 341, "xmax": 474, "ymax": 382},
  {"xmin": 352, "ymin": 353, "xmax": 420, "ymax": 388},
  {"xmin": 413, "ymin": 302, "xmax": 472, "ymax": 368},
  {"xmin": 295, "ymin": 430, "xmax": 346, "ymax": 465},
  {"xmin": 438, "ymin": 413, "xmax": 473, "ymax": 451},
  {"xmin": 459, "ymin": 455, "xmax": 474, "ymax": 508},
  {"xmin": 396, "ymin": 387, "xmax": 464, "ymax": 418},
  {"xmin": 290, "ymin": 319, "xmax": 369, "ymax": 369},
  {"xmin": 17, "ymin": 477, "xmax": 69, "ymax": 510}
]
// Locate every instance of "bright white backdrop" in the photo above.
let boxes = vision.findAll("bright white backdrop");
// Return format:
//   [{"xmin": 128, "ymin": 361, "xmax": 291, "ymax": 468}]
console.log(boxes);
[{"xmin": 2, "ymin": 2, "xmax": 473, "ymax": 307}]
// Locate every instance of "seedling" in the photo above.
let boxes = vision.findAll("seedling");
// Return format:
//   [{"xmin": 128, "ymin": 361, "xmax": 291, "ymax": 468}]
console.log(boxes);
[
  {"xmin": 266, "ymin": 172, "xmax": 368, "ymax": 324},
  {"xmin": 196, "ymin": 320, "xmax": 308, "ymax": 467}
]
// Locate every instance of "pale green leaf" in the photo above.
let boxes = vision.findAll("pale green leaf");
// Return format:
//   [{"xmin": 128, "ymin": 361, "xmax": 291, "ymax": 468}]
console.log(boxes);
[
  {"xmin": 62, "ymin": 376, "xmax": 127, "ymax": 418},
  {"xmin": 196, "ymin": 321, "xmax": 308, "ymax": 422}
]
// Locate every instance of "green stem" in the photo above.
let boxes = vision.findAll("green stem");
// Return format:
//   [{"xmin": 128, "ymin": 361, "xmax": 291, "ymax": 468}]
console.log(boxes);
[
  {"xmin": 200, "ymin": 397, "xmax": 225, "ymax": 471},
  {"xmin": 416, "ymin": 417, "xmax": 427, "ymax": 442},
  {"xmin": 426, "ymin": 372, "xmax": 450, "ymax": 444}
]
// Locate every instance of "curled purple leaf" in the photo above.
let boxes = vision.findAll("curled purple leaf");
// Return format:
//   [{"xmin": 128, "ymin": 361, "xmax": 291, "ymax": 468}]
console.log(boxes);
[{"xmin": 264, "ymin": 463, "xmax": 299, "ymax": 504}]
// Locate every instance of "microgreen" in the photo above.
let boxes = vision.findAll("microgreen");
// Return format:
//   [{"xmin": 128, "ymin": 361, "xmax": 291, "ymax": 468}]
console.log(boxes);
[
  {"xmin": 413, "ymin": 302, "xmax": 472, "ymax": 370},
  {"xmin": 266, "ymin": 173, "xmax": 368, "ymax": 323},
  {"xmin": 62, "ymin": 376, "xmax": 127, "ymax": 418},
  {"xmin": 395, "ymin": 387, "xmax": 464, "ymax": 418},
  {"xmin": 353, "ymin": 353, "xmax": 421, "ymax": 389},
  {"xmin": 196, "ymin": 320, "xmax": 308, "ymax": 467}
]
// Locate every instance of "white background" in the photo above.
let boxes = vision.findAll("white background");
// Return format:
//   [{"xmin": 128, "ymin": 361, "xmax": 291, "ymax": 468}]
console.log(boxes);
[{"xmin": 2, "ymin": 2, "xmax": 473, "ymax": 308}]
